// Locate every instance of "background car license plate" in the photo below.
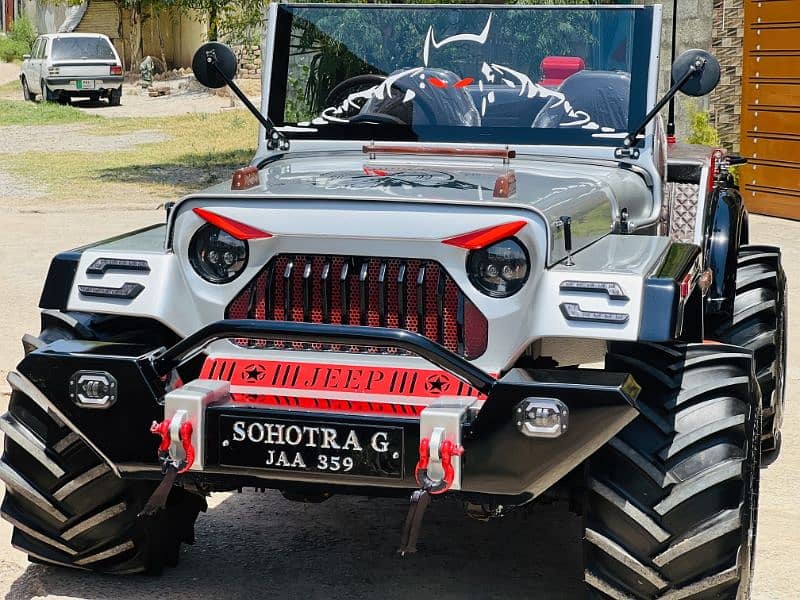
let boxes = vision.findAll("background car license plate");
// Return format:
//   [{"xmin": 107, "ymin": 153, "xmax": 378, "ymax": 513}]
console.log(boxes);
[
  {"xmin": 77, "ymin": 80, "xmax": 95, "ymax": 90},
  {"xmin": 219, "ymin": 415, "xmax": 404, "ymax": 478}
]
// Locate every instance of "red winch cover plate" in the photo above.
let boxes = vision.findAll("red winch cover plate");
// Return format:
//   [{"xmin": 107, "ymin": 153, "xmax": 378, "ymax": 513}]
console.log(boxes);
[{"xmin": 200, "ymin": 357, "xmax": 485, "ymax": 417}]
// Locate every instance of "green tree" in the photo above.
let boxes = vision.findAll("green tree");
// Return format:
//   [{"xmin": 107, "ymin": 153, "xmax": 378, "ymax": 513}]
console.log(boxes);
[{"xmin": 164, "ymin": 0, "xmax": 264, "ymax": 42}]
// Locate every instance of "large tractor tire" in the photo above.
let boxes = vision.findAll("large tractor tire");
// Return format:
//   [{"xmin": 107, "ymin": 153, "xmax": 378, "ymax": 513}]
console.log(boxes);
[
  {"xmin": 584, "ymin": 343, "xmax": 760, "ymax": 599},
  {"xmin": 0, "ymin": 318, "xmax": 205, "ymax": 573},
  {"xmin": 711, "ymin": 245, "xmax": 787, "ymax": 462}
]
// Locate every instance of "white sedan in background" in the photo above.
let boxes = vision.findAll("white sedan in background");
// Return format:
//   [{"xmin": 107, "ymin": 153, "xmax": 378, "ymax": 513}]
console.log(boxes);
[{"xmin": 20, "ymin": 33, "xmax": 124, "ymax": 106}]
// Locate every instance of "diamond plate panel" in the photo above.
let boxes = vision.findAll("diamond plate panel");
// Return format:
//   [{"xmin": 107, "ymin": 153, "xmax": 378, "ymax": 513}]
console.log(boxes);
[{"xmin": 669, "ymin": 182, "xmax": 701, "ymax": 243}]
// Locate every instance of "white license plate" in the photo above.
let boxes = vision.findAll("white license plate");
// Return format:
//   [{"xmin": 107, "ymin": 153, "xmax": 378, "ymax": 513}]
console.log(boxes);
[{"xmin": 76, "ymin": 80, "xmax": 95, "ymax": 90}]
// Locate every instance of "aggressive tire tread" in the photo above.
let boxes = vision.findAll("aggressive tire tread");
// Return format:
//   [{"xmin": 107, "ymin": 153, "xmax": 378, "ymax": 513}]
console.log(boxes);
[
  {"xmin": 2, "ymin": 326, "xmax": 206, "ymax": 574},
  {"xmin": 711, "ymin": 244, "xmax": 786, "ymax": 458},
  {"xmin": 584, "ymin": 343, "xmax": 759, "ymax": 599}
]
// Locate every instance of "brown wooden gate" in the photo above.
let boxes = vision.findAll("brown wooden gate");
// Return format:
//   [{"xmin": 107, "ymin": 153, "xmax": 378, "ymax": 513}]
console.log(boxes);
[{"xmin": 741, "ymin": 0, "xmax": 800, "ymax": 219}]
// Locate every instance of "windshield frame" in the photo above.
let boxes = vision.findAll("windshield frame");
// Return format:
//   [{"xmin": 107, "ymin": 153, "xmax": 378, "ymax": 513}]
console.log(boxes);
[{"xmin": 266, "ymin": 3, "xmax": 657, "ymax": 148}]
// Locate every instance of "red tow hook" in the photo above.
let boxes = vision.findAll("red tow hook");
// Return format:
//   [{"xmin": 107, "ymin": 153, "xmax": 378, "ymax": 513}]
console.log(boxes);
[
  {"xmin": 178, "ymin": 421, "xmax": 194, "ymax": 473},
  {"xmin": 414, "ymin": 437, "xmax": 464, "ymax": 494},
  {"xmin": 150, "ymin": 418, "xmax": 171, "ymax": 454},
  {"xmin": 149, "ymin": 417, "xmax": 195, "ymax": 473}
]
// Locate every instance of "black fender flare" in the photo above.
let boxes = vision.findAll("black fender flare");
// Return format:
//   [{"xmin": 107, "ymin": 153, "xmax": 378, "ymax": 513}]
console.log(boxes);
[{"xmin": 703, "ymin": 185, "xmax": 748, "ymax": 326}]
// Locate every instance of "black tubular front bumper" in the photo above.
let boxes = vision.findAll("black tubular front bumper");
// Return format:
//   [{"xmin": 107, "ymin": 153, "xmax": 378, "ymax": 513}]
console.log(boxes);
[{"xmin": 14, "ymin": 320, "xmax": 640, "ymax": 498}]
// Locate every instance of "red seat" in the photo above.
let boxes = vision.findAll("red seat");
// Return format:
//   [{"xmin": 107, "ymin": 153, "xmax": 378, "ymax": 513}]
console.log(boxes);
[{"xmin": 539, "ymin": 56, "xmax": 586, "ymax": 88}]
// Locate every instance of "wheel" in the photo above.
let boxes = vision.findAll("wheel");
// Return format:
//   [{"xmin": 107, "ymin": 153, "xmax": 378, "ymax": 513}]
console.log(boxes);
[
  {"xmin": 21, "ymin": 77, "xmax": 32, "ymax": 102},
  {"xmin": 710, "ymin": 245, "xmax": 787, "ymax": 462},
  {"xmin": 40, "ymin": 80, "xmax": 57, "ymax": 103},
  {"xmin": 108, "ymin": 87, "xmax": 122, "ymax": 107},
  {"xmin": 1, "ymin": 322, "xmax": 205, "ymax": 574},
  {"xmin": 584, "ymin": 343, "xmax": 760, "ymax": 599}
]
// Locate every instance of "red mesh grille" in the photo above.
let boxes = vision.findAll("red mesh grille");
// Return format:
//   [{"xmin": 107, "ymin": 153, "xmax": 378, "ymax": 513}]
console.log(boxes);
[{"xmin": 226, "ymin": 255, "xmax": 488, "ymax": 358}]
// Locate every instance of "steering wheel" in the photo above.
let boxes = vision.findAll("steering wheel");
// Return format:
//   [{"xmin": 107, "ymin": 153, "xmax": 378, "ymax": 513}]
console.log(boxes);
[
  {"xmin": 350, "ymin": 113, "xmax": 408, "ymax": 126},
  {"xmin": 325, "ymin": 74, "xmax": 386, "ymax": 107}
]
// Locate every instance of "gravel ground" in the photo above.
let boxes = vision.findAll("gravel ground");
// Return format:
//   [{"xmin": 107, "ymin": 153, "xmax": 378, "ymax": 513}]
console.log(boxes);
[
  {"xmin": 0, "ymin": 170, "xmax": 44, "ymax": 203},
  {"xmin": 0, "ymin": 212, "xmax": 797, "ymax": 599},
  {"xmin": 0, "ymin": 123, "xmax": 167, "ymax": 152}
]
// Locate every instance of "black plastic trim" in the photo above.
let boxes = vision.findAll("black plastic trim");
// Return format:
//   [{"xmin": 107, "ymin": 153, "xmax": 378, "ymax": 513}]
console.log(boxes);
[
  {"xmin": 39, "ymin": 252, "xmax": 81, "ymax": 310},
  {"xmin": 639, "ymin": 243, "xmax": 701, "ymax": 341}
]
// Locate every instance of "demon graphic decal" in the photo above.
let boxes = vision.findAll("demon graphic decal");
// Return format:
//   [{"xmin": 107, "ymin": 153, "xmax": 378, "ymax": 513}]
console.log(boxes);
[{"xmin": 285, "ymin": 14, "xmax": 621, "ymax": 135}]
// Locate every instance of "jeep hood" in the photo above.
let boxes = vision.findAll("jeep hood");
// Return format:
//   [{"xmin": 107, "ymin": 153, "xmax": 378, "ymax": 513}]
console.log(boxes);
[{"xmin": 179, "ymin": 153, "xmax": 654, "ymax": 266}]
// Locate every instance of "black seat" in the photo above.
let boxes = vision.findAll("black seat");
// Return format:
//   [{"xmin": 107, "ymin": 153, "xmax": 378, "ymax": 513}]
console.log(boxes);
[{"xmin": 532, "ymin": 71, "xmax": 631, "ymax": 131}]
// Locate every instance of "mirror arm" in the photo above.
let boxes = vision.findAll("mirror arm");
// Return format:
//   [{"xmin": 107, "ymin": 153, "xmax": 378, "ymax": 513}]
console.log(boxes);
[
  {"xmin": 622, "ymin": 57, "xmax": 706, "ymax": 149},
  {"xmin": 207, "ymin": 59, "xmax": 289, "ymax": 151}
]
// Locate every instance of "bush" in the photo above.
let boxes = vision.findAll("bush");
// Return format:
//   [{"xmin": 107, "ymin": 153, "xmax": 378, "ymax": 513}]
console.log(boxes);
[
  {"xmin": 0, "ymin": 16, "xmax": 36, "ymax": 62},
  {"xmin": 687, "ymin": 110, "xmax": 720, "ymax": 147},
  {"xmin": 9, "ymin": 15, "xmax": 37, "ymax": 52},
  {"xmin": 0, "ymin": 35, "xmax": 28, "ymax": 62}
]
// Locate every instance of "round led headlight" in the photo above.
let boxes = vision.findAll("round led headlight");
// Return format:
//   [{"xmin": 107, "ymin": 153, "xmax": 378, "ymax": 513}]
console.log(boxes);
[
  {"xmin": 467, "ymin": 238, "xmax": 529, "ymax": 297},
  {"xmin": 189, "ymin": 224, "xmax": 248, "ymax": 283}
]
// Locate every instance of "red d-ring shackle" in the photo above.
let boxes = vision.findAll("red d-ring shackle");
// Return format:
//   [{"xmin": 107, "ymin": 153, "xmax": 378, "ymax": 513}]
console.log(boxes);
[
  {"xmin": 150, "ymin": 418, "xmax": 195, "ymax": 473},
  {"xmin": 414, "ymin": 436, "xmax": 464, "ymax": 494}
]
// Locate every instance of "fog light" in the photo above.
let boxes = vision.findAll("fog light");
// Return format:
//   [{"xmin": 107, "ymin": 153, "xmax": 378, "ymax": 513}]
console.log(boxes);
[
  {"xmin": 515, "ymin": 398, "xmax": 569, "ymax": 438},
  {"xmin": 69, "ymin": 371, "xmax": 117, "ymax": 408}
]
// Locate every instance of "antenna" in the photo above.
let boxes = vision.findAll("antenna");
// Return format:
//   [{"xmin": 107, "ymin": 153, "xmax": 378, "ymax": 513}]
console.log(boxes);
[{"xmin": 666, "ymin": 0, "xmax": 679, "ymax": 142}]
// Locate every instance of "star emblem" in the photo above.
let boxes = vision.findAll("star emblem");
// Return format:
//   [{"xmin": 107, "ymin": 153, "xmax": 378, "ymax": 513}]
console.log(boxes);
[
  {"xmin": 424, "ymin": 374, "xmax": 450, "ymax": 394},
  {"xmin": 243, "ymin": 364, "xmax": 266, "ymax": 382}
]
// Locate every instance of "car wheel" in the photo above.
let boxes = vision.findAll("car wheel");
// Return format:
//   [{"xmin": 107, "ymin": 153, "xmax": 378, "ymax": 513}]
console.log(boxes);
[
  {"xmin": 108, "ymin": 87, "xmax": 122, "ymax": 107},
  {"xmin": 40, "ymin": 80, "xmax": 57, "ymax": 103},
  {"xmin": 584, "ymin": 343, "xmax": 760, "ymax": 599},
  {"xmin": 21, "ymin": 78, "xmax": 32, "ymax": 102},
  {"xmin": 710, "ymin": 245, "xmax": 787, "ymax": 464}
]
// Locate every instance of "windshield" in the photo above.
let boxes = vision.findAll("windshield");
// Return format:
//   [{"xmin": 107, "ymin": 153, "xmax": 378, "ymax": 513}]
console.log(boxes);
[
  {"xmin": 52, "ymin": 37, "xmax": 116, "ymax": 61},
  {"xmin": 269, "ymin": 4, "xmax": 654, "ymax": 146}
]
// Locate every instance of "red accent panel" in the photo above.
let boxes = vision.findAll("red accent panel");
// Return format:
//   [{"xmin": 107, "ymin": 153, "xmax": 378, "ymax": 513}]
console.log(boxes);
[
  {"xmin": 428, "ymin": 77, "xmax": 447, "ymax": 88},
  {"xmin": 454, "ymin": 77, "xmax": 474, "ymax": 89},
  {"xmin": 464, "ymin": 298, "xmax": 488, "ymax": 359},
  {"xmin": 708, "ymin": 148, "xmax": 725, "ymax": 194},
  {"xmin": 193, "ymin": 207, "xmax": 272, "ymax": 240},
  {"xmin": 539, "ymin": 56, "xmax": 585, "ymax": 87},
  {"xmin": 442, "ymin": 221, "xmax": 527, "ymax": 250},
  {"xmin": 225, "ymin": 255, "xmax": 487, "ymax": 358},
  {"xmin": 230, "ymin": 393, "xmax": 426, "ymax": 417},
  {"xmin": 201, "ymin": 357, "xmax": 484, "ymax": 399}
]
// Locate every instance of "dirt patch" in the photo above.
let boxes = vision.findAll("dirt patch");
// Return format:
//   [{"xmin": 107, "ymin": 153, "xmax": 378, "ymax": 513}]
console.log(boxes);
[
  {"xmin": 71, "ymin": 78, "xmax": 261, "ymax": 119},
  {"xmin": 0, "ymin": 170, "xmax": 44, "ymax": 202},
  {"xmin": 0, "ymin": 122, "xmax": 167, "ymax": 152},
  {"xmin": 0, "ymin": 61, "xmax": 19, "ymax": 86}
]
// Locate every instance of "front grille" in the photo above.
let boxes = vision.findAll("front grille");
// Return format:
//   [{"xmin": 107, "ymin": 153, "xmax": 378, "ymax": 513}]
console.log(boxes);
[{"xmin": 226, "ymin": 254, "xmax": 488, "ymax": 358}]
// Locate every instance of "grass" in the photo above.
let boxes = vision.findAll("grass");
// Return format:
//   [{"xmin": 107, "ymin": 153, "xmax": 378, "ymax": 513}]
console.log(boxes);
[
  {"xmin": 0, "ymin": 98, "xmax": 92, "ymax": 126},
  {"xmin": 1, "ymin": 107, "xmax": 257, "ymax": 206},
  {"xmin": 0, "ymin": 79, "xmax": 21, "ymax": 97}
]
